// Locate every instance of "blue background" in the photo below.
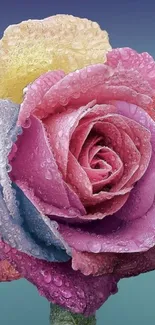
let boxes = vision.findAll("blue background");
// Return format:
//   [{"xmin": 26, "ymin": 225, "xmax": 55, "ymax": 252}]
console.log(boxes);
[{"xmin": 1, "ymin": 0, "xmax": 155, "ymax": 324}]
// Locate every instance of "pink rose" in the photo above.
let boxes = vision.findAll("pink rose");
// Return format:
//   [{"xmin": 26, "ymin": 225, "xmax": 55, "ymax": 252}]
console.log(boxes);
[{"xmin": 1, "ymin": 20, "xmax": 155, "ymax": 316}]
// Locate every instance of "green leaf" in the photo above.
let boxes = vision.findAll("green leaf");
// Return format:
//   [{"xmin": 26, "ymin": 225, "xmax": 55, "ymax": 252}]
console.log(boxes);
[{"xmin": 50, "ymin": 304, "xmax": 96, "ymax": 325}]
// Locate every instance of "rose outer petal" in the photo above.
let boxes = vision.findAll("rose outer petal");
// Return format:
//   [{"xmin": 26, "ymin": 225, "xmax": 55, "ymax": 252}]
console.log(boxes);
[
  {"xmin": 0, "ymin": 240, "xmax": 119, "ymax": 316},
  {"xmin": 31, "ymin": 62, "xmax": 153, "ymax": 120},
  {"xmin": 11, "ymin": 115, "xmax": 71, "ymax": 209},
  {"xmin": 114, "ymin": 101, "xmax": 155, "ymax": 220},
  {"xmin": 106, "ymin": 48, "xmax": 155, "ymax": 92},
  {"xmin": 18, "ymin": 70, "xmax": 66, "ymax": 126},
  {"xmin": 59, "ymin": 210, "xmax": 155, "ymax": 254},
  {"xmin": 72, "ymin": 246, "xmax": 155, "ymax": 279},
  {"xmin": 72, "ymin": 250, "xmax": 118, "ymax": 276},
  {"xmin": 114, "ymin": 246, "xmax": 155, "ymax": 278},
  {"xmin": 11, "ymin": 114, "xmax": 86, "ymax": 221},
  {"xmin": 0, "ymin": 99, "xmax": 70, "ymax": 262},
  {"xmin": 105, "ymin": 47, "xmax": 155, "ymax": 116}
]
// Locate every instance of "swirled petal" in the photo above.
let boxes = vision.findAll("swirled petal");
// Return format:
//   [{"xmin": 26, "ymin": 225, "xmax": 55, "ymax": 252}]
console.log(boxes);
[
  {"xmin": 0, "ymin": 240, "xmax": 119, "ymax": 316},
  {"xmin": 28, "ymin": 63, "xmax": 153, "ymax": 121},
  {"xmin": 114, "ymin": 101, "xmax": 155, "ymax": 221},
  {"xmin": 0, "ymin": 15, "xmax": 111, "ymax": 103}
]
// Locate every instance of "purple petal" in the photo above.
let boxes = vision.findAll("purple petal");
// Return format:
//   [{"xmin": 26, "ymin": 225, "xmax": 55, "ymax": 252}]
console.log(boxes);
[
  {"xmin": 0, "ymin": 240, "xmax": 119, "ymax": 316},
  {"xmin": 113, "ymin": 246, "xmax": 155, "ymax": 278},
  {"xmin": 59, "ymin": 205, "xmax": 155, "ymax": 253}
]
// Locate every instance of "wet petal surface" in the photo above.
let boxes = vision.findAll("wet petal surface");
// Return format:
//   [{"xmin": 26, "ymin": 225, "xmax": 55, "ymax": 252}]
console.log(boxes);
[{"xmin": 0, "ymin": 240, "xmax": 118, "ymax": 316}]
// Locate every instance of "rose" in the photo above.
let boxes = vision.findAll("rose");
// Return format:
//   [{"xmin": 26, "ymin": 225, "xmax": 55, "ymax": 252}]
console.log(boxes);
[
  {"xmin": 1, "ymin": 15, "xmax": 155, "ymax": 317},
  {"xmin": 0, "ymin": 15, "xmax": 117, "ymax": 316}
]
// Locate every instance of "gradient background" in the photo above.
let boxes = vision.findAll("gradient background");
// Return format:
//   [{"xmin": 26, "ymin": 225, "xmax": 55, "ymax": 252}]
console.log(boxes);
[{"xmin": 0, "ymin": 0, "xmax": 155, "ymax": 324}]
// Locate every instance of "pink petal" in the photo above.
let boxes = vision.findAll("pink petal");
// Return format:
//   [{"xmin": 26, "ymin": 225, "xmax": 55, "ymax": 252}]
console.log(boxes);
[
  {"xmin": 79, "ymin": 140, "xmax": 123, "ymax": 192},
  {"xmin": 99, "ymin": 113, "xmax": 151, "ymax": 187},
  {"xmin": 121, "ymin": 117, "xmax": 152, "ymax": 187},
  {"xmin": 105, "ymin": 48, "xmax": 155, "ymax": 113},
  {"xmin": 17, "ymin": 180, "xmax": 85, "ymax": 226},
  {"xmin": 113, "ymin": 101, "xmax": 155, "ymax": 221},
  {"xmin": 67, "ymin": 151, "xmax": 92, "ymax": 199},
  {"xmin": 11, "ymin": 116, "xmax": 86, "ymax": 223},
  {"xmin": 72, "ymin": 250, "xmax": 118, "ymax": 276},
  {"xmin": 83, "ymin": 194, "xmax": 129, "ymax": 219},
  {"xmin": 72, "ymin": 246, "xmax": 155, "ymax": 279},
  {"xmin": 18, "ymin": 49, "xmax": 155, "ymax": 124},
  {"xmin": 59, "ymin": 198, "xmax": 155, "ymax": 253},
  {"xmin": 32, "ymin": 64, "xmax": 114, "ymax": 119},
  {"xmin": 10, "ymin": 115, "xmax": 70, "ymax": 209},
  {"xmin": 67, "ymin": 151, "xmax": 129, "ymax": 208},
  {"xmin": 0, "ymin": 241, "xmax": 118, "ymax": 316},
  {"xmin": 70, "ymin": 104, "xmax": 117, "ymax": 159},
  {"xmin": 44, "ymin": 101, "xmax": 95, "ymax": 177},
  {"xmin": 106, "ymin": 48, "xmax": 155, "ymax": 88},
  {"xmin": 89, "ymin": 148, "xmax": 123, "ymax": 193},
  {"xmin": 78, "ymin": 135, "xmax": 103, "ymax": 167},
  {"xmin": 93, "ymin": 118, "xmax": 141, "ymax": 191},
  {"xmin": 18, "ymin": 70, "xmax": 65, "ymax": 126},
  {"xmin": 32, "ymin": 63, "xmax": 153, "ymax": 120}
]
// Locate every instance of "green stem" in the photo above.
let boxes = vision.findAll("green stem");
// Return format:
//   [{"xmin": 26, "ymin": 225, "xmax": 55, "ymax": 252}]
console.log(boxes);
[{"xmin": 50, "ymin": 304, "xmax": 96, "ymax": 325}]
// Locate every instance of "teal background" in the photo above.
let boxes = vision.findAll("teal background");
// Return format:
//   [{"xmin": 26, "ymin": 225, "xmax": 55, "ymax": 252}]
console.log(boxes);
[
  {"xmin": 1, "ymin": 0, "xmax": 155, "ymax": 324},
  {"xmin": 1, "ymin": 273, "xmax": 155, "ymax": 324}
]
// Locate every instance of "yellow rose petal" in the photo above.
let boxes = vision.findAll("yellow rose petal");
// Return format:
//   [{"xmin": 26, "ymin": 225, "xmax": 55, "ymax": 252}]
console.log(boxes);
[{"xmin": 0, "ymin": 14, "xmax": 111, "ymax": 103}]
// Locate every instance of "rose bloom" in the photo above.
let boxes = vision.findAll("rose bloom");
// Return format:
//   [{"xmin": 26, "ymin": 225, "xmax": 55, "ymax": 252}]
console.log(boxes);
[{"xmin": 1, "ymin": 15, "xmax": 155, "ymax": 316}]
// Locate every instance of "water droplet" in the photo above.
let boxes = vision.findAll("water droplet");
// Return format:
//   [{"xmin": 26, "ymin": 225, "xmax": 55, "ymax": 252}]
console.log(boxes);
[
  {"xmin": 98, "ymin": 292, "xmax": 104, "ymax": 299},
  {"xmin": 65, "ymin": 282, "xmax": 70, "ymax": 287},
  {"xmin": 23, "ymin": 86, "xmax": 29, "ymax": 95},
  {"xmin": 45, "ymin": 170, "xmax": 52, "ymax": 180},
  {"xmin": 4, "ymin": 245, "xmax": 11, "ymax": 253},
  {"xmin": 60, "ymin": 288, "xmax": 72, "ymax": 299},
  {"xmin": 58, "ymin": 130, "xmax": 63, "ymax": 137},
  {"xmin": 53, "ymin": 276, "xmax": 63, "ymax": 287},
  {"xmin": 23, "ymin": 118, "xmax": 31, "ymax": 128},
  {"xmin": 52, "ymin": 291, "xmax": 59, "ymax": 298},
  {"xmin": 77, "ymin": 289, "xmax": 85, "ymax": 299},
  {"xmin": 68, "ymin": 208, "xmax": 78, "ymax": 216},
  {"xmin": 87, "ymin": 241, "xmax": 102, "ymax": 253},
  {"xmin": 17, "ymin": 126, "xmax": 23, "ymax": 135},
  {"xmin": 40, "ymin": 270, "xmax": 52, "ymax": 283},
  {"xmin": 40, "ymin": 162, "xmax": 45, "ymax": 168},
  {"xmin": 6, "ymin": 164, "xmax": 12, "ymax": 173}
]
